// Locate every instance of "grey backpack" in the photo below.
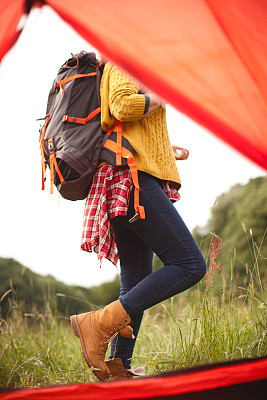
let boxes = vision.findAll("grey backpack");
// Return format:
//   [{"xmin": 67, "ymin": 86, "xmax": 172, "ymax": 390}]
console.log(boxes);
[{"xmin": 39, "ymin": 51, "xmax": 144, "ymax": 221}]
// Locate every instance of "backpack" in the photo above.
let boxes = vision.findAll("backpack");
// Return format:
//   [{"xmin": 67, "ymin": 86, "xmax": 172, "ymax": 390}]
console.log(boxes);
[{"xmin": 39, "ymin": 51, "xmax": 145, "ymax": 222}]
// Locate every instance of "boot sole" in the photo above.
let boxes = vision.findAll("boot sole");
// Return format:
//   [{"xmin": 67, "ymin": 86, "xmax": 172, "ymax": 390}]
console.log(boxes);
[{"xmin": 70, "ymin": 315, "xmax": 109, "ymax": 382}]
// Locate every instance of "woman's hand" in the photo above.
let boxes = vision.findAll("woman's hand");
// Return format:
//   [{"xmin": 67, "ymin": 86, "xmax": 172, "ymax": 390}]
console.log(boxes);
[{"xmin": 172, "ymin": 145, "xmax": 189, "ymax": 160}]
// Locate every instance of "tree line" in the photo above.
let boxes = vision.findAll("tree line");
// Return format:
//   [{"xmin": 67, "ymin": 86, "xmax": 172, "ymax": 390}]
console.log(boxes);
[{"xmin": 0, "ymin": 257, "xmax": 120, "ymax": 318}]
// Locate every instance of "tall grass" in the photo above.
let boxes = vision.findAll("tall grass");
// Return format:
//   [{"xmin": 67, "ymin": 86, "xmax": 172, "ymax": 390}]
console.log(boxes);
[
  {"xmin": 135, "ymin": 232, "xmax": 266, "ymax": 375},
  {"xmin": 0, "ymin": 302, "xmax": 95, "ymax": 387},
  {"xmin": 0, "ymin": 233, "xmax": 266, "ymax": 388}
]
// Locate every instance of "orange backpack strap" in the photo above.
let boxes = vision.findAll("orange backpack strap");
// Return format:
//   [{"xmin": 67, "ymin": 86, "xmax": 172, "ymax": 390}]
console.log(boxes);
[
  {"xmin": 103, "ymin": 138, "xmax": 145, "ymax": 221},
  {"xmin": 63, "ymin": 53, "xmax": 79, "ymax": 69},
  {"xmin": 106, "ymin": 119, "xmax": 119, "ymax": 136},
  {"xmin": 48, "ymin": 138, "xmax": 65, "ymax": 194},
  {"xmin": 63, "ymin": 107, "xmax": 101, "ymax": 124},
  {"xmin": 40, "ymin": 145, "xmax": 46, "ymax": 190},
  {"xmin": 116, "ymin": 121, "xmax": 123, "ymax": 165},
  {"xmin": 56, "ymin": 72, "xmax": 97, "ymax": 95},
  {"xmin": 39, "ymin": 114, "xmax": 50, "ymax": 190}
]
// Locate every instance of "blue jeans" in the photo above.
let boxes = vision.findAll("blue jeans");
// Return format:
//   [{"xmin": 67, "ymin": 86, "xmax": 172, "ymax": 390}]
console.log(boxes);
[{"xmin": 109, "ymin": 171, "xmax": 206, "ymax": 368}]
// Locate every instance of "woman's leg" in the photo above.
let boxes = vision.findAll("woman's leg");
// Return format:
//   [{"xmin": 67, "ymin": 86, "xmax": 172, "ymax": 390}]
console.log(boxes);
[
  {"xmin": 109, "ymin": 219, "xmax": 153, "ymax": 369},
  {"xmin": 113, "ymin": 171, "xmax": 207, "ymax": 317},
  {"xmin": 70, "ymin": 171, "xmax": 206, "ymax": 381}
]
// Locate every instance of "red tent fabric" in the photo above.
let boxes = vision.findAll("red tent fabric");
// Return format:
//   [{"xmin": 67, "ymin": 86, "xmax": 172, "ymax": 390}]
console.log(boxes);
[
  {"xmin": 1, "ymin": 0, "xmax": 267, "ymax": 169},
  {"xmin": 0, "ymin": 0, "xmax": 25, "ymax": 61},
  {"xmin": 0, "ymin": 357, "xmax": 266, "ymax": 400}
]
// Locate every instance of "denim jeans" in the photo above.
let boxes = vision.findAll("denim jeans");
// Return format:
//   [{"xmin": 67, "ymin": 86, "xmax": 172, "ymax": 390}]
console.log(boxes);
[{"xmin": 109, "ymin": 171, "xmax": 206, "ymax": 368}]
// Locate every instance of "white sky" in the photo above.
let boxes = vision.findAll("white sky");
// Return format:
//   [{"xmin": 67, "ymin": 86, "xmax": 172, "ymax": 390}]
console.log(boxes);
[{"xmin": 0, "ymin": 6, "xmax": 265, "ymax": 288}]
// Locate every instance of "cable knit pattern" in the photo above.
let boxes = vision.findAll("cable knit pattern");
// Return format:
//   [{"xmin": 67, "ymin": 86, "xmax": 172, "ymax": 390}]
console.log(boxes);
[{"xmin": 100, "ymin": 63, "xmax": 181, "ymax": 187}]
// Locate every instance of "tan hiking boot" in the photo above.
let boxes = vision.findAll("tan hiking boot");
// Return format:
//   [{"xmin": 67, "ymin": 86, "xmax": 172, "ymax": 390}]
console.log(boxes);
[
  {"xmin": 106, "ymin": 358, "xmax": 146, "ymax": 381},
  {"xmin": 70, "ymin": 300, "xmax": 133, "ymax": 381}
]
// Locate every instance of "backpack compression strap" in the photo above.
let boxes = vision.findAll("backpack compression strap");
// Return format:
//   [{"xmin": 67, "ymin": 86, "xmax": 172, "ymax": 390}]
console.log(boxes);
[
  {"xmin": 103, "ymin": 137, "xmax": 145, "ymax": 221},
  {"xmin": 39, "ymin": 117, "xmax": 65, "ymax": 194},
  {"xmin": 56, "ymin": 72, "xmax": 97, "ymax": 95},
  {"xmin": 48, "ymin": 138, "xmax": 65, "ymax": 194},
  {"xmin": 62, "ymin": 107, "xmax": 101, "ymax": 124},
  {"xmin": 39, "ymin": 114, "xmax": 50, "ymax": 190}
]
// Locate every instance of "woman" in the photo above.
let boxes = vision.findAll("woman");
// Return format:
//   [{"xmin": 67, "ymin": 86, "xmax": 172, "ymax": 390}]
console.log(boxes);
[{"xmin": 71, "ymin": 61, "xmax": 206, "ymax": 381}]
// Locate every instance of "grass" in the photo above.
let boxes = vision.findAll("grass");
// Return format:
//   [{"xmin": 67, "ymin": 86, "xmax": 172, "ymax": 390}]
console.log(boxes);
[
  {"xmin": 0, "ymin": 233, "xmax": 266, "ymax": 388},
  {"xmin": 136, "ymin": 286, "xmax": 266, "ymax": 375}
]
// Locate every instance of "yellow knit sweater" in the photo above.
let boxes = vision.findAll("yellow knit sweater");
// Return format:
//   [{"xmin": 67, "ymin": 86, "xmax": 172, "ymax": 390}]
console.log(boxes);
[{"xmin": 100, "ymin": 62, "xmax": 181, "ymax": 188}]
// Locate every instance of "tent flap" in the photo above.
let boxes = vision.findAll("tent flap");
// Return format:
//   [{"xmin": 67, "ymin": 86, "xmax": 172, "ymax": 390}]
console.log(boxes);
[
  {"xmin": 0, "ymin": 357, "xmax": 266, "ymax": 399},
  {"xmin": 1, "ymin": 0, "xmax": 267, "ymax": 169},
  {"xmin": 0, "ymin": 0, "xmax": 25, "ymax": 62}
]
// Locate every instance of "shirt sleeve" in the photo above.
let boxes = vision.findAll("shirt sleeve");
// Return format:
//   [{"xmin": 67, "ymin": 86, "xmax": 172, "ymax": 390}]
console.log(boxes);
[{"xmin": 108, "ymin": 67, "xmax": 146, "ymax": 122}]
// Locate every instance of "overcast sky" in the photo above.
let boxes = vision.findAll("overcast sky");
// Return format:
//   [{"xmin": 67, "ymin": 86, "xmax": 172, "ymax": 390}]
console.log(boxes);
[{"xmin": 0, "ymin": 6, "xmax": 265, "ymax": 288}]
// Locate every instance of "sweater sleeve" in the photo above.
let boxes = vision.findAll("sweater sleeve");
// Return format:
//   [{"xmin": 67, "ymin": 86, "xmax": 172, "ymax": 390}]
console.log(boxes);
[{"xmin": 108, "ymin": 67, "xmax": 146, "ymax": 122}]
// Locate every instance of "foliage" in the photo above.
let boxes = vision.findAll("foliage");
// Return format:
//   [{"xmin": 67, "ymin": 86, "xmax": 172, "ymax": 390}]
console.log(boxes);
[
  {"xmin": 153, "ymin": 254, "xmax": 163, "ymax": 271},
  {"xmin": 0, "ymin": 258, "xmax": 120, "ymax": 319},
  {"xmin": 135, "ymin": 230, "xmax": 267, "ymax": 375},
  {"xmin": 0, "ymin": 229, "xmax": 266, "ymax": 387},
  {"xmin": 193, "ymin": 177, "xmax": 267, "ymax": 279},
  {"xmin": 0, "ymin": 305, "xmax": 94, "ymax": 387}
]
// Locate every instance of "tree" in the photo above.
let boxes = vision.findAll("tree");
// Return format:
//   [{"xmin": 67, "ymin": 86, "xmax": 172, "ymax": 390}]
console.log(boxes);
[
  {"xmin": 193, "ymin": 177, "xmax": 267, "ymax": 278},
  {"xmin": 0, "ymin": 257, "xmax": 120, "ymax": 318}
]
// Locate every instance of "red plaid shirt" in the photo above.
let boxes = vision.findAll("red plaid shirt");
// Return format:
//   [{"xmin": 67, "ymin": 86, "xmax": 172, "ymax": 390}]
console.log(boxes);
[{"xmin": 81, "ymin": 164, "xmax": 180, "ymax": 266}]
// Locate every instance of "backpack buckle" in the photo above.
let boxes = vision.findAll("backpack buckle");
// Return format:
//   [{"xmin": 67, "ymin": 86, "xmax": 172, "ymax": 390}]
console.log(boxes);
[
  {"xmin": 129, "ymin": 212, "xmax": 140, "ymax": 224},
  {"xmin": 48, "ymin": 138, "xmax": 54, "ymax": 152}
]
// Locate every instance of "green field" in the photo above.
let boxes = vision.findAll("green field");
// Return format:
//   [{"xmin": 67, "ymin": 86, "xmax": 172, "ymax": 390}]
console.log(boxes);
[{"xmin": 1, "ymin": 234, "xmax": 266, "ymax": 388}]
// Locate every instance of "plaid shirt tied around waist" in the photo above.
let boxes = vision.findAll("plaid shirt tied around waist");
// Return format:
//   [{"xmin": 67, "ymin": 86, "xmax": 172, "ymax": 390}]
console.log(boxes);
[{"xmin": 81, "ymin": 164, "xmax": 180, "ymax": 266}]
